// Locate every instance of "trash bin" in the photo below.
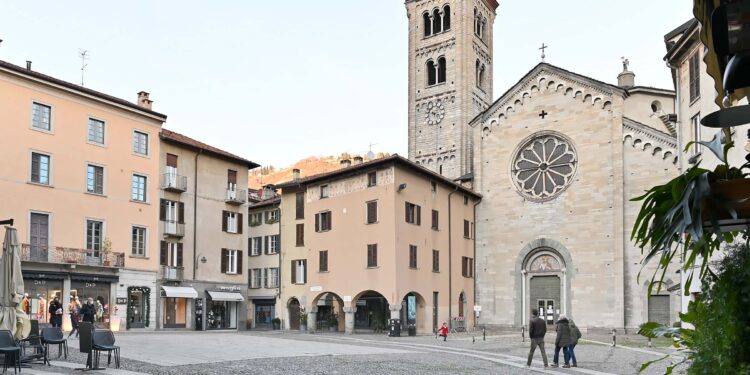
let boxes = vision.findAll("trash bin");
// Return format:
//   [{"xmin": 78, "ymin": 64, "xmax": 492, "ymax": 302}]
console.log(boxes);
[
  {"xmin": 389, "ymin": 319, "xmax": 401, "ymax": 337},
  {"xmin": 408, "ymin": 323, "xmax": 416, "ymax": 336}
]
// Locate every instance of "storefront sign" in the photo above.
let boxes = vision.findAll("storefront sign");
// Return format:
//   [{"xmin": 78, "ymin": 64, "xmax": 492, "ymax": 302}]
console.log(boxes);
[
  {"xmin": 218, "ymin": 285, "xmax": 241, "ymax": 292},
  {"xmin": 116, "ymin": 298, "xmax": 127, "ymax": 305}
]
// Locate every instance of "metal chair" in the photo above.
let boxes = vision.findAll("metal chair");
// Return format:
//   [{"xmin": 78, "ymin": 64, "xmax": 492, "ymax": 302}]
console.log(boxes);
[
  {"xmin": 40, "ymin": 327, "xmax": 67, "ymax": 365},
  {"xmin": 92, "ymin": 330, "xmax": 119, "ymax": 369},
  {"xmin": 0, "ymin": 330, "xmax": 21, "ymax": 374},
  {"xmin": 19, "ymin": 320, "xmax": 43, "ymax": 364}
]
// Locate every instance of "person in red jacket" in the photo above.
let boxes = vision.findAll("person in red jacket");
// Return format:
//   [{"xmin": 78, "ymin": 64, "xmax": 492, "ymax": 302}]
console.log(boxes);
[{"xmin": 438, "ymin": 322, "xmax": 449, "ymax": 341}]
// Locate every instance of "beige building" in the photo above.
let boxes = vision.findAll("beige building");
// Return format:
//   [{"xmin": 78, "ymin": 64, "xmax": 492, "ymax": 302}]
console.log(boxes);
[
  {"xmin": 246, "ymin": 191, "xmax": 281, "ymax": 329},
  {"xmin": 277, "ymin": 156, "xmax": 479, "ymax": 335},
  {"xmin": 0, "ymin": 59, "xmax": 166, "ymax": 329},
  {"xmin": 156, "ymin": 129, "xmax": 258, "ymax": 331},
  {"xmin": 406, "ymin": 0, "xmax": 498, "ymax": 179}
]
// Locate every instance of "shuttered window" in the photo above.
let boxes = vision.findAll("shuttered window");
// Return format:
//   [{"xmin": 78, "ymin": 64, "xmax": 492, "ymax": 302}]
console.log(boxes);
[
  {"xmin": 227, "ymin": 169, "xmax": 237, "ymax": 184},
  {"xmin": 315, "ymin": 211, "xmax": 332, "ymax": 232},
  {"xmin": 405, "ymin": 202, "xmax": 421, "ymax": 225},
  {"xmin": 431, "ymin": 210, "xmax": 439, "ymax": 230},
  {"xmin": 30, "ymin": 152, "xmax": 50, "ymax": 185},
  {"xmin": 366, "ymin": 201, "xmax": 378, "ymax": 224},
  {"xmin": 291, "ymin": 259, "xmax": 307, "ymax": 284},
  {"xmin": 221, "ymin": 249, "xmax": 242, "ymax": 274},
  {"xmin": 464, "ymin": 220, "xmax": 470, "ymax": 238},
  {"xmin": 166, "ymin": 153, "xmax": 178, "ymax": 168},
  {"xmin": 296, "ymin": 224, "xmax": 304, "ymax": 246},
  {"xmin": 462, "ymin": 257, "xmax": 474, "ymax": 278},
  {"xmin": 319, "ymin": 250, "xmax": 328, "ymax": 272},
  {"xmin": 432, "ymin": 249, "xmax": 439, "ymax": 272},
  {"xmin": 222, "ymin": 211, "xmax": 243, "ymax": 233},
  {"xmin": 367, "ymin": 244, "xmax": 378, "ymax": 268},
  {"xmin": 295, "ymin": 192, "xmax": 304, "ymax": 219},
  {"xmin": 87, "ymin": 165, "xmax": 104, "ymax": 194},
  {"xmin": 409, "ymin": 245, "xmax": 417, "ymax": 269},
  {"xmin": 689, "ymin": 51, "xmax": 700, "ymax": 102}
]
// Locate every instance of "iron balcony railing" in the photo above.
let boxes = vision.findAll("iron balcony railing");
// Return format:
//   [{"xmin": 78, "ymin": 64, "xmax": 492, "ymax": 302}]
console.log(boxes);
[
  {"xmin": 21, "ymin": 244, "xmax": 125, "ymax": 268},
  {"xmin": 161, "ymin": 173, "xmax": 188, "ymax": 193},
  {"xmin": 161, "ymin": 220, "xmax": 185, "ymax": 237},
  {"xmin": 225, "ymin": 189, "xmax": 246, "ymax": 205},
  {"xmin": 159, "ymin": 265, "xmax": 184, "ymax": 281}
]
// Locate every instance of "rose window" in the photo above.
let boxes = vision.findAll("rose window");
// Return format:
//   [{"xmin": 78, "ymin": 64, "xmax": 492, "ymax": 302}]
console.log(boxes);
[{"xmin": 512, "ymin": 134, "xmax": 577, "ymax": 200}]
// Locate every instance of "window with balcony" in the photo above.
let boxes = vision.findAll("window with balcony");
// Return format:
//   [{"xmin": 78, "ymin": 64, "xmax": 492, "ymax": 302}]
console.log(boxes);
[
  {"xmin": 409, "ymin": 245, "xmax": 418, "ymax": 269},
  {"xmin": 265, "ymin": 267, "xmax": 279, "ymax": 288},
  {"xmin": 222, "ymin": 211, "xmax": 242, "ymax": 234},
  {"xmin": 32, "ymin": 102, "xmax": 52, "ymax": 131},
  {"xmin": 405, "ymin": 202, "xmax": 421, "ymax": 225},
  {"xmin": 131, "ymin": 226, "xmax": 147, "ymax": 257},
  {"xmin": 221, "ymin": 248, "xmax": 242, "ymax": 274},
  {"xmin": 319, "ymin": 250, "xmax": 328, "ymax": 272},
  {"xmin": 291, "ymin": 260, "xmax": 307, "ymax": 284},
  {"xmin": 85, "ymin": 164, "xmax": 104, "ymax": 195},
  {"xmin": 227, "ymin": 169, "xmax": 237, "ymax": 193},
  {"xmin": 367, "ymin": 244, "xmax": 378, "ymax": 268},
  {"xmin": 366, "ymin": 200, "xmax": 378, "ymax": 224},
  {"xmin": 432, "ymin": 249, "xmax": 439, "ymax": 272},
  {"xmin": 87, "ymin": 118, "xmax": 105, "ymax": 145},
  {"xmin": 86, "ymin": 220, "xmax": 103, "ymax": 258},
  {"xmin": 30, "ymin": 152, "xmax": 51, "ymax": 185},
  {"xmin": 160, "ymin": 199, "xmax": 184, "ymax": 236},
  {"xmin": 315, "ymin": 211, "xmax": 332, "ymax": 232},
  {"xmin": 296, "ymin": 224, "xmax": 304, "ymax": 246},
  {"xmin": 131, "ymin": 174, "xmax": 147, "ymax": 202},
  {"xmin": 160, "ymin": 241, "xmax": 183, "ymax": 267},
  {"xmin": 133, "ymin": 131, "xmax": 149, "ymax": 156},
  {"xmin": 250, "ymin": 237, "xmax": 262, "ymax": 256}
]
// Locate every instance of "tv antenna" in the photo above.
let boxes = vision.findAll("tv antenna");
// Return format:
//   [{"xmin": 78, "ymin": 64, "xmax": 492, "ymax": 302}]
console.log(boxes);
[{"xmin": 78, "ymin": 49, "xmax": 89, "ymax": 86}]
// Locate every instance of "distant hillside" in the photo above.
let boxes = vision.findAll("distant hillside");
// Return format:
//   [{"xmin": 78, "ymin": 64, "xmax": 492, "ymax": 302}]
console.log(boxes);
[{"xmin": 249, "ymin": 152, "xmax": 390, "ymax": 190}]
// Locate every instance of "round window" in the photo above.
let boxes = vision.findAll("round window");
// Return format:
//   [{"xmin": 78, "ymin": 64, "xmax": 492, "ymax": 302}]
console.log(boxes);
[{"xmin": 511, "ymin": 133, "xmax": 577, "ymax": 201}]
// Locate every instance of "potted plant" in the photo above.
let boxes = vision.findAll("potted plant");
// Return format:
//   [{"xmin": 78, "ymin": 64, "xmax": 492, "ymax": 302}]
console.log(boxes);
[
  {"xmin": 327, "ymin": 312, "xmax": 339, "ymax": 332},
  {"xmin": 631, "ymin": 129, "xmax": 749, "ymax": 295},
  {"xmin": 249, "ymin": 220, "xmax": 261, "ymax": 227},
  {"xmin": 102, "ymin": 238, "xmax": 113, "ymax": 266},
  {"xmin": 272, "ymin": 317, "xmax": 281, "ymax": 330},
  {"xmin": 299, "ymin": 307, "xmax": 308, "ymax": 332}
]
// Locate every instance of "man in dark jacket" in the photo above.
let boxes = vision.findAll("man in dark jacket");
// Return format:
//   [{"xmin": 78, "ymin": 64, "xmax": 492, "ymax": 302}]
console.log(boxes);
[
  {"xmin": 48, "ymin": 296, "xmax": 63, "ymax": 328},
  {"xmin": 81, "ymin": 297, "xmax": 97, "ymax": 324},
  {"xmin": 526, "ymin": 309, "xmax": 549, "ymax": 367},
  {"xmin": 552, "ymin": 315, "xmax": 572, "ymax": 368}
]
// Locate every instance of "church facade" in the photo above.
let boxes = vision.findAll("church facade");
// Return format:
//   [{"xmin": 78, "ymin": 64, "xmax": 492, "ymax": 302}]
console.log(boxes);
[{"xmin": 406, "ymin": 0, "xmax": 682, "ymax": 330}]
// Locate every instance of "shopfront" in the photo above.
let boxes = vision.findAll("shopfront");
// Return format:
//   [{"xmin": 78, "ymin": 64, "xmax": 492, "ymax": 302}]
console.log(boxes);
[
  {"xmin": 70, "ymin": 274, "xmax": 117, "ymax": 327},
  {"xmin": 206, "ymin": 291, "xmax": 243, "ymax": 330},
  {"xmin": 252, "ymin": 298, "xmax": 275, "ymax": 329},
  {"xmin": 126, "ymin": 287, "xmax": 151, "ymax": 329},
  {"xmin": 22, "ymin": 271, "xmax": 65, "ymax": 323},
  {"xmin": 160, "ymin": 286, "xmax": 198, "ymax": 329}
]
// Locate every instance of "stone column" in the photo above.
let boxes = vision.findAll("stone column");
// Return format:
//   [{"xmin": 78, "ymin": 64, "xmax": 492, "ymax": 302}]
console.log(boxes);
[
  {"xmin": 307, "ymin": 306, "xmax": 317, "ymax": 333},
  {"xmin": 343, "ymin": 306, "xmax": 356, "ymax": 335},
  {"xmin": 389, "ymin": 303, "xmax": 402, "ymax": 319}
]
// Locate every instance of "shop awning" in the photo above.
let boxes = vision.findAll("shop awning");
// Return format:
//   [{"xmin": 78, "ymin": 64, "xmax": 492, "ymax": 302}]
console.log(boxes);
[
  {"xmin": 161, "ymin": 286, "xmax": 198, "ymax": 299},
  {"xmin": 206, "ymin": 291, "xmax": 244, "ymax": 302},
  {"xmin": 70, "ymin": 273, "xmax": 119, "ymax": 283}
]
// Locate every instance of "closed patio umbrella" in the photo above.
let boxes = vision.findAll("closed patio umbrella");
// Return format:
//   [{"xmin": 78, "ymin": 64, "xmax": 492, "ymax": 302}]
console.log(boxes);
[{"xmin": 1, "ymin": 226, "xmax": 29, "ymax": 339}]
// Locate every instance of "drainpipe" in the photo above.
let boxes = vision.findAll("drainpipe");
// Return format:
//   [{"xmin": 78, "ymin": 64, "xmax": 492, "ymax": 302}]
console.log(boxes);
[
  {"xmin": 277, "ymin": 203, "xmax": 282, "ymax": 328},
  {"xmin": 447, "ymin": 186, "xmax": 459, "ymax": 324},
  {"xmin": 193, "ymin": 149, "xmax": 203, "ymax": 280},
  {"xmin": 472, "ymin": 197, "xmax": 481, "ymax": 328}
]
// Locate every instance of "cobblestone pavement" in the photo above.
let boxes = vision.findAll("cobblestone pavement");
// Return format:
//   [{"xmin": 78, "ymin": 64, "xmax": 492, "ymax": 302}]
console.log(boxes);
[{"xmin": 21, "ymin": 331, "xmax": 684, "ymax": 375}]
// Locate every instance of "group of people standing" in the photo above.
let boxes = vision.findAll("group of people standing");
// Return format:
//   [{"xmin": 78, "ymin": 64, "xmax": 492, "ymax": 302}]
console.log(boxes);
[
  {"xmin": 45, "ymin": 295, "xmax": 102, "ymax": 337},
  {"xmin": 526, "ymin": 308, "xmax": 582, "ymax": 368}
]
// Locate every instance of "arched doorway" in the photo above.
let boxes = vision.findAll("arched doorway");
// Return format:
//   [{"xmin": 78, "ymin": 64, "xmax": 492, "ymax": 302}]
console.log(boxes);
[
  {"xmin": 312, "ymin": 292, "xmax": 344, "ymax": 332},
  {"xmin": 288, "ymin": 298, "xmax": 300, "ymax": 330},
  {"xmin": 458, "ymin": 292, "xmax": 467, "ymax": 318},
  {"xmin": 523, "ymin": 249, "xmax": 566, "ymax": 325},
  {"xmin": 352, "ymin": 290, "xmax": 389, "ymax": 332},
  {"xmin": 401, "ymin": 292, "xmax": 427, "ymax": 334}
]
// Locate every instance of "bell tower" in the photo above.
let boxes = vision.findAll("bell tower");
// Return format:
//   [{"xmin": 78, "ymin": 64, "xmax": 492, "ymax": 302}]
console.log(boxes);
[{"xmin": 405, "ymin": 0, "xmax": 497, "ymax": 179}]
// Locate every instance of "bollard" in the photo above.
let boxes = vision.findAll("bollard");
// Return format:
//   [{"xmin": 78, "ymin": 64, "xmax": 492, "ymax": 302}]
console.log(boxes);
[
  {"xmin": 483, "ymin": 327, "xmax": 486, "ymax": 341},
  {"xmin": 521, "ymin": 326, "xmax": 525, "ymax": 343},
  {"xmin": 612, "ymin": 329, "xmax": 617, "ymax": 347}
]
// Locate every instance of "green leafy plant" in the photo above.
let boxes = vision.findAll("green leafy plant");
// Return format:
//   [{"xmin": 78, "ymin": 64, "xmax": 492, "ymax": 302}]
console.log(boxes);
[{"xmin": 299, "ymin": 307, "xmax": 308, "ymax": 325}]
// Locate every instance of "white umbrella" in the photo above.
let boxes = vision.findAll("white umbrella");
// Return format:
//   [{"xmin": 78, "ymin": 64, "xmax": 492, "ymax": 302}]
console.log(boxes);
[{"xmin": 0, "ymin": 226, "xmax": 29, "ymax": 339}]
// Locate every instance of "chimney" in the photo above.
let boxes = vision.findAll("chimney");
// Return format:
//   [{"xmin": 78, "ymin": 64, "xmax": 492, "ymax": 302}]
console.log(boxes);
[
  {"xmin": 26, "ymin": 61, "xmax": 31, "ymax": 70},
  {"xmin": 353, "ymin": 156, "xmax": 364, "ymax": 165},
  {"xmin": 340, "ymin": 159, "xmax": 351, "ymax": 168},
  {"xmin": 292, "ymin": 168, "xmax": 300, "ymax": 181},
  {"xmin": 617, "ymin": 58, "xmax": 635, "ymax": 88},
  {"xmin": 137, "ymin": 91, "xmax": 153, "ymax": 110}
]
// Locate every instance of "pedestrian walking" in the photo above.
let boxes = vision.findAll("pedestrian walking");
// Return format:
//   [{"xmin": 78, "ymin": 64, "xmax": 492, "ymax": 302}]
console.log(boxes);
[
  {"xmin": 526, "ymin": 308, "xmax": 549, "ymax": 368},
  {"xmin": 438, "ymin": 322, "xmax": 449, "ymax": 341},
  {"xmin": 81, "ymin": 297, "xmax": 97, "ymax": 324},
  {"xmin": 67, "ymin": 298, "xmax": 80, "ymax": 338},
  {"xmin": 568, "ymin": 319, "xmax": 582, "ymax": 367},
  {"xmin": 551, "ymin": 314, "xmax": 572, "ymax": 368},
  {"xmin": 48, "ymin": 295, "xmax": 63, "ymax": 328}
]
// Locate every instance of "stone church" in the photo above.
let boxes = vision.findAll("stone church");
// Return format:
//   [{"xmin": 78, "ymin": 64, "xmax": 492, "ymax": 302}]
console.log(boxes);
[{"xmin": 406, "ymin": 0, "xmax": 681, "ymax": 330}]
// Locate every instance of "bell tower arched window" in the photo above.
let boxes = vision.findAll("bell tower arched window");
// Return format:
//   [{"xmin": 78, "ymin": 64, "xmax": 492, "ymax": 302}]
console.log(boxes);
[
  {"xmin": 442, "ymin": 5, "xmax": 451, "ymax": 31},
  {"xmin": 423, "ymin": 12, "xmax": 432, "ymax": 37},
  {"xmin": 437, "ymin": 56, "xmax": 446, "ymax": 84},
  {"xmin": 432, "ymin": 9, "xmax": 442, "ymax": 34},
  {"xmin": 426, "ymin": 60, "xmax": 437, "ymax": 86}
]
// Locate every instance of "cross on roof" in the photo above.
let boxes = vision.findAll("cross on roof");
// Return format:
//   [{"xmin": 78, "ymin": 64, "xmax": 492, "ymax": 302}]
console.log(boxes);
[{"xmin": 539, "ymin": 43, "xmax": 548, "ymax": 62}]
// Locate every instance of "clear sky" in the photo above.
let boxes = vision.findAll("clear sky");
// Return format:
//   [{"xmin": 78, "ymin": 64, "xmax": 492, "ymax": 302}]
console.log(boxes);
[{"xmin": 0, "ymin": 1, "xmax": 692, "ymax": 168}]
